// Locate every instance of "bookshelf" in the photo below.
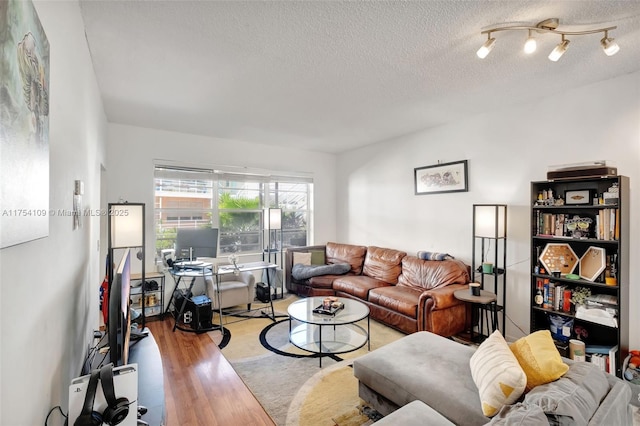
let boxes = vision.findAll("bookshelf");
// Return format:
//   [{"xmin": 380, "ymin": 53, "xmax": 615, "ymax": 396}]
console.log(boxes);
[{"xmin": 530, "ymin": 176, "xmax": 629, "ymax": 377}]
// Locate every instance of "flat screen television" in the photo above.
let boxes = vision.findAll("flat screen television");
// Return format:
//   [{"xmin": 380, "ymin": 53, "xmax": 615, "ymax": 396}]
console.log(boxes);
[
  {"xmin": 108, "ymin": 248, "xmax": 132, "ymax": 367},
  {"xmin": 175, "ymin": 228, "xmax": 218, "ymax": 260}
]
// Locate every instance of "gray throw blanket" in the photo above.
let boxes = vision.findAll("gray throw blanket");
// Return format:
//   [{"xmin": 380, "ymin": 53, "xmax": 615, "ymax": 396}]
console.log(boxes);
[
  {"xmin": 417, "ymin": 250, "xmax": 454, "ymax": 261},
  {"xmin": 291, "ymin": 263, "xmax": 351, "ymax": 280}
]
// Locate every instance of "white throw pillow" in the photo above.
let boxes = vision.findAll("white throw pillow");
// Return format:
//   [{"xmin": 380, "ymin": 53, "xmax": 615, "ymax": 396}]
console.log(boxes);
[
  {"xmin": 293, "ymin": 252, "xmax": 312, "ymax": 266},
  {"xmin": 470, "ymin": 330, "xmax": 527, "ymax": 417}
]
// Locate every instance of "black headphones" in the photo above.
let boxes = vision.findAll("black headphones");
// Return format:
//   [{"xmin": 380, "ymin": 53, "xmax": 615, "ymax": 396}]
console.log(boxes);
[
  {"xmin": 75, "ymin": 364, "xmax": 130, "ymax": 426},
  {"xmin": 74, "ymin": 370, "xmax": 102, "ymax": 426}
]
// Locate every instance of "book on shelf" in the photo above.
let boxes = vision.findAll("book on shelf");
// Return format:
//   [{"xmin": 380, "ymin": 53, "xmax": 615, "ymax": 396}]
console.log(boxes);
[
  {"xmin": 595, "ymin": 209, "xmax": 618, "ymax": 241},
  {"xmin": 585, "ymin": 345, "xmax": 618, "ymax": 374},
  {"xmin": 535, "ymin": 209, "xmax": 619, "ymax": 241}
]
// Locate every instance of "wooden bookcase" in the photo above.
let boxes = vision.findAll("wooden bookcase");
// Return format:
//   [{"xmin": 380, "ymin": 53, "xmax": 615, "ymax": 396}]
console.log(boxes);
[{"xmin": 530, "ymin": 175, "xmax": 628, "ymax": 377}]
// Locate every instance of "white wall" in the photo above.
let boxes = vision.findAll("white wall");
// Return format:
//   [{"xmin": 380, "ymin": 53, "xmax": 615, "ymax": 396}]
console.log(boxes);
[
  {"xmin": 336, "ymin": 71, "xmax": 640, "ymax": 346},
  {"xmin": 106, "ymin": 123, "xmax": 338, "ymax": 266},
  {"xmin": 0, "ymin": 1, "xmax": 107, "ymax": 425}
]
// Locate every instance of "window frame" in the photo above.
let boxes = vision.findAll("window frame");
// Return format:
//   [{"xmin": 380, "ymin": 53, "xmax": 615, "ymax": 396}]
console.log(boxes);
[{"xmin": 153, "ymin": 164, "xmax": 312, "ymax": 257}]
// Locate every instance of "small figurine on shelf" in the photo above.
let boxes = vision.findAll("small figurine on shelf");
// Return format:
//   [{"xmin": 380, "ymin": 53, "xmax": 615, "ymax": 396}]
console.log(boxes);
[{"xmin": 573, "ymin": 325, "xmax": 589, "ymax": 341}]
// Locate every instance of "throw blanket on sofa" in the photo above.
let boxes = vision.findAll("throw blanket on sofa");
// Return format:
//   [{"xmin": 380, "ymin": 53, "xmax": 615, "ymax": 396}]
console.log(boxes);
[
  {"xmin": 417, "ymin": 251, "xmax": 454, "ymax": 261},
  {"xmin": 292, "ymin": 263, "xmax": 351, "ymax": 280}
]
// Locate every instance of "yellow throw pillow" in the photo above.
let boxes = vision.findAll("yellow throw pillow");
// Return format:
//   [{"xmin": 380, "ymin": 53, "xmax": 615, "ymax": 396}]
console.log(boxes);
[
  {"xmin": 510, "ymin": 330, "xmax": 569, "ymax": 391},
  {"xmin": 470, "ymin": 330, "xmax": 527, "ymax": 417},
  {"xmin": 293, "ymin": 252, "xmax": 312, "ymax": 266}
]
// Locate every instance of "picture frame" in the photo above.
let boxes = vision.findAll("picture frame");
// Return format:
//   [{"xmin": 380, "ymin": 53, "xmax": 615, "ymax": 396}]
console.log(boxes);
[
  {"xmin": 564, "ymin": 189, "xmax": 593, "ymax": 205},
  {"xmin": 414, "ymin": 160, "xmax": 468, "ymax": 195}
]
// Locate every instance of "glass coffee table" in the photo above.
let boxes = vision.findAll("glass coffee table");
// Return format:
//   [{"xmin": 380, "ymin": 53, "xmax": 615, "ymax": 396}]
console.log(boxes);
[{"xmin": 288, "ymin": 296, "xmax": 370, "ymax": 367}]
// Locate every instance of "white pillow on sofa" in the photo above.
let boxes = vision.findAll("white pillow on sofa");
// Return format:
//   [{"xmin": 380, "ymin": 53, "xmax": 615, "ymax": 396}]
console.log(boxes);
[
  {"xmin": 293, "ymin": 252, "xmax": 312, "ymax": 266},
  {"xmin": 470, "ymin": 330, "xmax": 527, "ymax": 417}
]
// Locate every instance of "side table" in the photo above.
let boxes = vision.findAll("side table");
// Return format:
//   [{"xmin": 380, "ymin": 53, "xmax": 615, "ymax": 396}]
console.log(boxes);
[{"xmin": 454, "ymin": 288, "xmax": 499, "ymax": 342}]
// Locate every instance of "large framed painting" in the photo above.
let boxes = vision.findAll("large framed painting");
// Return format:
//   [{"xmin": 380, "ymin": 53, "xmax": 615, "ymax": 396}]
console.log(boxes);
[
  {"xmin": 414, "ymin": 160, "xmax": 468, "ymax": 195},
  {"xmin": 0, "ymin": 0, "xmax": 50, "ymax": 248}
]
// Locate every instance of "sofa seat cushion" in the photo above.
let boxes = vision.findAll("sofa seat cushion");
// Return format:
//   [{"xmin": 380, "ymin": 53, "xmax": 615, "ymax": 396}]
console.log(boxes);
[
  {"xmin": 362, "ymin": 246, "xmax": 407, "ymax": 284},
  {"xmin": 397, "ymin": 256, "xmax": 470, "ymax": 290},
  {"xmin": 326, "ymin": 242, "xmax": 367, "ymax": 275},
  {"xmin": 368, "ymin": 285, "xmax": 422, "ymax": 318},
  {"xmin": 306, "ymin": 274, "xmax": 353, "ymax": 290},
  {"xmin": 354, "ymin": 331, "xmax": 489, "ymax": 426},
  {"xmin": 333, "ymin": 275, "xmax": 391, "ymax": 300}
]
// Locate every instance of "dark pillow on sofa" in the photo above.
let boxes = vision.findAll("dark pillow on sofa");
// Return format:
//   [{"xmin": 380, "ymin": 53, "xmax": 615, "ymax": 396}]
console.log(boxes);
[
  {"xmin": 291, "ymin": 263, "xmax": 351, "ymax": 280},
  {"xmin": 523, "ymin": 362, "xmax": 609, "ymax": 425}
]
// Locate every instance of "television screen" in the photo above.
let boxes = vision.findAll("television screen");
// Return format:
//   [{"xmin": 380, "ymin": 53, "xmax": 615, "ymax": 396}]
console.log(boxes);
[
  {"xmin": 108, "ymin": 248, "xmax": 131, "ymax": 367},
  {"xmin": 175, "ymin": 228, "xmax": 218, "ymax": 260}
]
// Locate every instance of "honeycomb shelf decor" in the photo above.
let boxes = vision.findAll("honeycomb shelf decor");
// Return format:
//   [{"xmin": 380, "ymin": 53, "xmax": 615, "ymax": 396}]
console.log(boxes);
[
  {"xmin": 539, "ymin": 243, "xmax": 578, "ymax": 275},
  {"xmin": 579, "ymin": 246, "xmax": 606, "ymax": 282}
]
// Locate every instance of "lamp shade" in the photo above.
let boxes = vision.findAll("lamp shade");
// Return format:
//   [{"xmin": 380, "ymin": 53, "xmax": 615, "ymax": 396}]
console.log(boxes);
[
  {"xmin": 474, "ymin": 205, "xmax": 506, "ymax": 238},
  {"xmin": 264, "ymin": 208, "xmax": 282, "ymax": 230},
  {"xmin": 111, "ymin": 204, "xmax": 144, "ymax": 248}
]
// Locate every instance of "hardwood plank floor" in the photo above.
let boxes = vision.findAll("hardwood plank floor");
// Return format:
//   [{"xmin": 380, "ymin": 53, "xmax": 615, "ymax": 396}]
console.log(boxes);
[{"xmin": 147, "ymin": 317, "xmax": 275, "ymax": 426}]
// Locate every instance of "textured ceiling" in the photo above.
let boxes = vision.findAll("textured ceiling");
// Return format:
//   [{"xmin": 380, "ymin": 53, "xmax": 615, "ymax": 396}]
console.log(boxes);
[{"xmin": 79, "ymin": 1, "xmax": 640, "ymax": 154}]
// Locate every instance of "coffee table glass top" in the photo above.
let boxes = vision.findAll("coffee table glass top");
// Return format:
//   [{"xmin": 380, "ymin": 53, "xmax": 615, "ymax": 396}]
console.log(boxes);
[
  {"xmin": 287, "ymin": 297, "xmax": 370, "ymax": 366},
  {"xmin": 287, "ymin": 296, "xmax": 369, "ymax": 325}
]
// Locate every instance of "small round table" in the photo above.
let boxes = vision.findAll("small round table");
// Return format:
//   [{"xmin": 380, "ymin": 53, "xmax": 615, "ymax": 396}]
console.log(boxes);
[
  {"xmin": 287, "ymin": 297, "xmax": 370, "ymax": 367},
  {"xmin": 454, "ymin": 289, "xmax": 499, "ymax": 342}
]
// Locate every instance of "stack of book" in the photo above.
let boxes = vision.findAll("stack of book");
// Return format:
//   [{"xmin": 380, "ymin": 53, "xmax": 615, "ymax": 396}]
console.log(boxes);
[
  {"xmin": 595, "ymin": 209, "xmax": 619, "ymax": 241},
  {"xmin": 585, "ymin": 344, "xmax": 618, "ymax": 374},
  {"xmin": 542, "ymin": 281, "xmax": 571, "ymax": 312}
]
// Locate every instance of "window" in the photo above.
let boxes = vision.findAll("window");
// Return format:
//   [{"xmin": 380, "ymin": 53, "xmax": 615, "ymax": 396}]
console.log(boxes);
[{"xmin": 154, "ymin": 165, "xmax": 312, "ymax": 257}]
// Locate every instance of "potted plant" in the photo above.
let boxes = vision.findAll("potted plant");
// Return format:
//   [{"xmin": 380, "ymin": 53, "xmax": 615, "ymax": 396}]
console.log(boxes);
[{"xmin": 570, "ymin": 286, "xmax": 591, "ymax": 310}]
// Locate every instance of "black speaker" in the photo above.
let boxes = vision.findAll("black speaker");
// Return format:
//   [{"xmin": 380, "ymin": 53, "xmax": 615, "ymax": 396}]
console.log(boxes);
[
  {"xmin": 99, "ymin": 363, "xmax": 130, "ymax": 425},
  {"xmin": 256, "ymin": 282, "xmax": 271, "ymax": 303}
]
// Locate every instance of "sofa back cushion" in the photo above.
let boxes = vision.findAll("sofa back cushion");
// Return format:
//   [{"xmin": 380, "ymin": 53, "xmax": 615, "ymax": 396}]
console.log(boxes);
[
  {"xmin": 362, "ymin": 246, "xmax": 407, "ymax": 284},
  {"xmin": 397, "ymin": 256, "xmax": 470, "ymax": 290},
  {"xmin": 326, "ymin": 242, "xmax": 367, "ymax": 275}
]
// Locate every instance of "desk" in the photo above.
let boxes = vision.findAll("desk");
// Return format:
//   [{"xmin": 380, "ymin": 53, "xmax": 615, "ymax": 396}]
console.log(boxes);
[
  {"xmin": 454, "ymin": 289, "xmax": 499, "ymax": 342},
  {"xmin": 167, "ymin": 261, "xmax": 279, "ymax": 333}
]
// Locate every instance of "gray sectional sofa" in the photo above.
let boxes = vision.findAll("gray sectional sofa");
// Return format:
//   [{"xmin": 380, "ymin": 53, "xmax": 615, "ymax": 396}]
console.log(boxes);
[{"xmin": 353, "ymin": 331, "xmax": 633, "ymax": 425}]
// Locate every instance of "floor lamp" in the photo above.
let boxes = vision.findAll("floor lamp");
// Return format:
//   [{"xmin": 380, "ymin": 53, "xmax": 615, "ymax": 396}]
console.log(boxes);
[
  {"xmin": 263, "ymin": 208, "xmax": 282, "ymax": 267},
  {"xmin": 109, "ymin": 202, "xmax": 145, "ymax": 326},
  {"xmin": 472, "ymin": 204, "xmax": 507, "ymax": 335},
  {"xmin": 263, "ymin": 208, "xmax": 283, "ymax": 299}
]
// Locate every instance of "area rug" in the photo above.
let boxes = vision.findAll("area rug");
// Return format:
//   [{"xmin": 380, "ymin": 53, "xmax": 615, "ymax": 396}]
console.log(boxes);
[{"xmin": 206, "ymin": 295, "xmax": 404, "ymax": 425}]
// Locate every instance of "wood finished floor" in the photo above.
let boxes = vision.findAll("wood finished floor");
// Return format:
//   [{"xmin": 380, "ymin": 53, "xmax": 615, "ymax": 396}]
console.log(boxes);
[{"xmin": 147, "ymin": 317, "xmax": 275, "ymax": 426}]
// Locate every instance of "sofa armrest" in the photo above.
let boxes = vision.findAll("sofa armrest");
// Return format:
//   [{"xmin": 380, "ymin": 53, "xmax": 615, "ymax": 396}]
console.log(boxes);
[
  {"xmin": 417, "ymin": 283, "xmax": 469, "ymax": 334},
  {"xmin": 419, "ymin": 283, "xmax": 469, "ymax": 310}
]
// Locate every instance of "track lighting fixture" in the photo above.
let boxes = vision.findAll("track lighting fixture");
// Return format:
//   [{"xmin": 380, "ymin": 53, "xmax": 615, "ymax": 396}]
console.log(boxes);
[
  {"xmin": 477, "ymin": 18, "xmax": 619, "ymax": 61},
  {"xmin": 601, "ymin": 31, "xmax": 620, "ymax": 56},
  {"xmin": 524, "ymin": 30, "xmax": 537, "ymax": 54},
  {"xmin": 476, "ymin": 35, "xmax": 496, "ymax": 59},
  {"xmin": 549, "ymin": 35, "xmax": 570, "ymax": 62}
]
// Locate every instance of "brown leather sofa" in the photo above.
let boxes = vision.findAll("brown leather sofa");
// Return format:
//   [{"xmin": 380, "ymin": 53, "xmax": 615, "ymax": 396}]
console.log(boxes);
[{"xmin": 284, "ymin": 242, "xmax": 471, "ymax": 335}]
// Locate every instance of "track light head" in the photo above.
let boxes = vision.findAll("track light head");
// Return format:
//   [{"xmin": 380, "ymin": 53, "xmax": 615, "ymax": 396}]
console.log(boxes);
[
  {"xmin": 524, "ymin": 30, "xmax": 537, "ymax": 54},
  {"xmin": 601, "ymin": 35, "xmax": 620, "ymax": 56},
  {"xmin": 477, "ymin": 36, "xmax": 496, "ymax": 59},
  {"xmin": 548, "ymin": 37, "xmax": 570, "ymax": 62}
]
